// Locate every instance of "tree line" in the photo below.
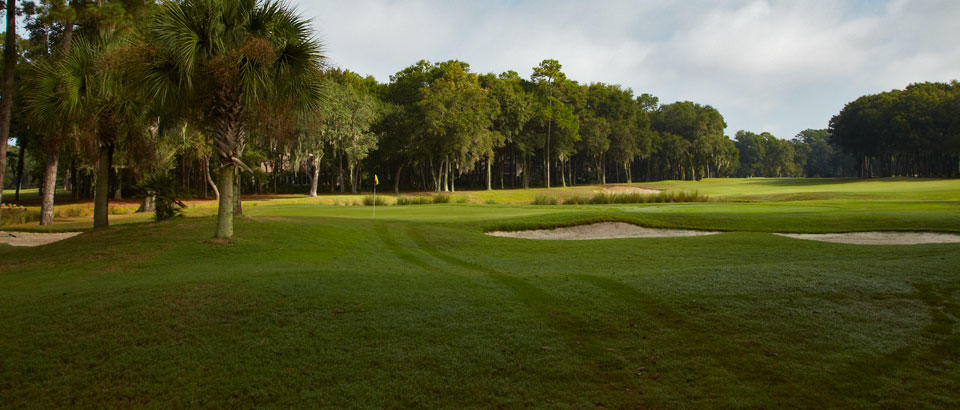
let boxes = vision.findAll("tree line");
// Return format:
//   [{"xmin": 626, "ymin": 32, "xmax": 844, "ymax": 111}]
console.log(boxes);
[
  {"xmin": 829, "ymin": 81, "xmax": 960, "ymax": 178},
  {"xmin": 1, "ymin": 0, "xmax": 954, "ymax": 239}
]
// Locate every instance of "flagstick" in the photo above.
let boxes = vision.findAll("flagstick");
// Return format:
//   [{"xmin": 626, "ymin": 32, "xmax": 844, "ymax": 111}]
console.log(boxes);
[{"xmin": 373, "ymin": 184, "xmax": 376, "ymax": 218}]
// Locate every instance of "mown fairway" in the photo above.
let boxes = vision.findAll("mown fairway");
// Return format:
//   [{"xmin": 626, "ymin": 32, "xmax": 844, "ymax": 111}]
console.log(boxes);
[{"xmin": 2, "ymin": 178, "xmax": 959, "ymax": 407}]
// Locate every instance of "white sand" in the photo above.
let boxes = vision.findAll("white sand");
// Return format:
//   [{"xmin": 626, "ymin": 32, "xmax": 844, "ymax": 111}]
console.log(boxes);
[
  {"xmin": 487, "ymin": 222, "xmax": 718, "ymax": 240},
  {"xmin": 595, "ymin": 186, "xmax": 662, "ymax": 195},
  {"xmin": 0, "ymin": 231, "xmax": 83, "ymax": 247},
  {"xmin": 774, "ymin": 232, "xmax": 960, "ymax": 245}
]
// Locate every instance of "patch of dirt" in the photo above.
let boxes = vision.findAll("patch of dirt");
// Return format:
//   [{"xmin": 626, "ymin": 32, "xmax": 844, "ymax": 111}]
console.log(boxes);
[
  {"xmin": 487, "ymin": 222, "xmax": 718, "ymax": 240},
  {"xmin": 774, "ymin": 232, "xmax": 960, "ymax": 245},
  {"xmin": 0, "ymin": 231, "xmax": 82, "ymax": 247},
  {"xmin": 595, "ymin": 185, "xmax": 662, "ymax": 195}
]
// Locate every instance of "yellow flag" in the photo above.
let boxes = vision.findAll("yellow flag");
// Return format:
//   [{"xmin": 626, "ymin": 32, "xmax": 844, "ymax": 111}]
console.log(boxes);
[{"xmin": 374, "ymin": 174, "xmax": 379, "ymax": 185}]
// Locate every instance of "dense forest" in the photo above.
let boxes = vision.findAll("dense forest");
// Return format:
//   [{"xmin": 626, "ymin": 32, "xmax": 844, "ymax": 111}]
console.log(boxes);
[
  {"xmin": 0, "ymin": 1, "xmax": 956, "ymax": 236},
  {"xmin": 830, "ymin": 81, "xmax": 960, "ymax": 178}
]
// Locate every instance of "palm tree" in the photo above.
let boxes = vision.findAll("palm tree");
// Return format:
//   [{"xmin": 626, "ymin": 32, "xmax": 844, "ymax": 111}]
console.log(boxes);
[
  {"xmin": 141, "ymin": 0, "xmax": 324, "ymax": 239},
  {"xmin": 25, "ymin": 34, "xmax": 148, "ymax": 227}
]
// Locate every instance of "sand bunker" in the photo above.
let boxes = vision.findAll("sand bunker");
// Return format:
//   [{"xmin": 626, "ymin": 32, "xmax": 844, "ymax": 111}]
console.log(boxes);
[
  {"xmin": 487, "ymin": 222, "xmax": 718, "ymax": 240},
  {"xmin": 0, "ymin": 231, "xmax": 82, "ymax": 247},
  {"xmin": 774, "ymin": 232, "xmax": 960, "ymax": 245},
  {"xmin": 595, "ymin": 186, "xmax": 662, "ymax": 195}
]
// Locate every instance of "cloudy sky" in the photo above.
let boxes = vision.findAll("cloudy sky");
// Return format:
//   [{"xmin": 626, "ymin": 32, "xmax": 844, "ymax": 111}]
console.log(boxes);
[{"xmin": 296, "ymin": 0, "xmax": 960, "ymax": 139}]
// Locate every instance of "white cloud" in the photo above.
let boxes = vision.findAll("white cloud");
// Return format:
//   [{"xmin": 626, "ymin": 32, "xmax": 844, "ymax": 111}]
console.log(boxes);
[{"xmin": 295, "ymin": 0, "xmax": 960, "ymax": 139}]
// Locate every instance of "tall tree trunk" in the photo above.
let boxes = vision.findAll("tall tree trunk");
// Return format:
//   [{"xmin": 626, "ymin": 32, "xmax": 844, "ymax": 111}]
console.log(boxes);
[
  {"xmin": 442, "ymin": 158, "xmax": 449, "ymax": 192},
  {"xmin": 522, "ymin": 152, "xmax": 529, "ymax": 189},
  {"xmin": 348, "ymin": 162, "xmax": 356, "ymax": 193},
  {"xmin": 93, "ymin": 144, "xmax": 113, "ymax": 228},
  {"xmin": 394, "ymin": 163, "xmax": 403, "ymax": 194},
  {"xmin": 233, "ymin": 169, "xmax": 242, "ymax": 216},
  {"xmin": 544, "ymin": 120, "xmax": 551, "ymax": 189},
  {"xmin": 338, "ymin": 149, "xmax": 344, "ymax": 193},
  {"xmin": 216, "ymin": 164, "xmax": 236, "ymax": 239},
  {"xmin": 560, "ymin": 158, "xmax": 566, "ymax": 187},
  {"xmin": 486, "ymin": 153, "xmax": 493, "ymax": 191},
  {"xmin": 40, "ymin": 152, "xmax": 58, "ymax": 225},
  {"xmin": 0, "ymin": 0, "xmax": 17, "ymax": 205},
  {"xmin": 500, "ymin": 152, "xmax": 505, "ymax": 189},
  {"xmin": 15, "ymin": 136, "xmax": 26, "ymax": 202},
  {"xmin": 429, "ymin": 158, "xmax": 438, "ymax": 192},
  {"xmin": 597, "ymin": 158, "xmax": 603, "ymax": 184},
  {"xmin": 203, "ymin": 155, "xmax": 219, "ymax": 201},
  {"xmin": 212, "ymin": 97, "xmax": 246, "ymax": 238},
  {"xmin": 602, "ymin": 155, "xmax": 607, "ymax": 184},
  {"xmin": 308, "ymin": 154, "xmax": 320, "ymax": 197},
  {"xmin": 113, "ymin": 166, "xmax": 122, "ymax": 199}
]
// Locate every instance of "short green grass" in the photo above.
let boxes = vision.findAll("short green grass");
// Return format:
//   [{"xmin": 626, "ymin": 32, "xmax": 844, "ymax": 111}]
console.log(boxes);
[{"xmin": 1, "ymin": 178, "xmax": 959, "ymax": 407}]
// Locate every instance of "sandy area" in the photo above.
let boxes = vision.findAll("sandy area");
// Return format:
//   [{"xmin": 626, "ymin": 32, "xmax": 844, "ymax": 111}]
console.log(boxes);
[
  {"xmin": 487, "ymin": 222, "xmax": 718, "ymax": 240},
  {"xmin": 595, "ymin": 186, "xmax": 662, "ymax": 195},
  {"xmin": 774, "ymin": 232, "xmax": 960, "ymax": 245},
  {"xmin": 0, "ymin": 231, "xmax": 83, "ymax": 247}
]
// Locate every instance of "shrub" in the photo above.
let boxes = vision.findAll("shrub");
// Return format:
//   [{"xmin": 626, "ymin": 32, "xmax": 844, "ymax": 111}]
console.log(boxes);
[
  {"xmin": 396, "ymin": 196, "xmax": 433, "ymax": 205},
  {"xmin": 555, "ymin": 191, "xmax": 708, "ymax": 205},
  {"xmin": 1, "ymin": 206, "xmax": 40, "ymax": 225},
  {"xmin": 563, "ymin": 196, "xmax": 589, "ymax": 205},
  {"xmin": 109, "ymin": 206, "xmax": 134, "ymax": 215},
  {"xmin": 455, "ymin": 196, "xmax": 470, "ymax": 204},
  {"xmin": 363, "ymin": 195, "xmax": 387, "ymax": 206},
  {"xmin": 140, "ymin": 173, "xmax": 186, "ymax": 221},
  {"xmin": 484, "ymin": 198, "xmax": 498, "ymax": 205},
  {"xmin": 53, "ymin": 206, "xmax": 89, "ymax": 218},
  {"xmin": 432, "ymin": 194, "xmax": 450, "ymax": 204},
  {"xmin": 533, "ymin": 195, "xmax": 559, "ymax": 205}
]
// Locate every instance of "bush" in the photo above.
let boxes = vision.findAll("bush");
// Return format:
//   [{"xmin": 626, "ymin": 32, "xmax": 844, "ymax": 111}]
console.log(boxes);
[
  {"xmin": 484, "ymin": 198, "xmax": 498, "ymax": 205},
  {"xmin": 549, "ymin": 191, "xmax": 709, "ymax": 206},
  {"xmin": 588, "ymin": 191, "xmax": 707, "ymax": 204},
  {"xmin": 455, "ymin": 196, "xmax": 470, "ymax": 204},
  {"xmin": 533, "ymin": 195, "xmax": 559, "ymax": 205},
  {"xmin": 563, "ymin": 196, "xmax": 589, "ymax": 205},
  {"xmin": 109, "ymin": 206, "xmax": 134, "ymax": 215},
  {"xmin": 55, "ymin": 206, "xmax": 88, "ymax": 218},
  {"xmin": 362, "ymin": 195, "xmax": 387, "ymax": 206},
  {"xmin": 396, "ymin": 196, "xmax": 433, "ymax": 205},
  {"xmin": 140, "ymin": 173, "xmax": 186, "ymax": 221},
  {"xmin": 432, "ymin": 194, "xmax": 450, "ymax": 204},
  {"xmin": 1, "ymin": 206, "xmax": 39, "ymax": 225}
]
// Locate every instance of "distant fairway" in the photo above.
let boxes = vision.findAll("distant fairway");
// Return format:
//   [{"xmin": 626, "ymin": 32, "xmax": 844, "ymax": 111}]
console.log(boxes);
[{"xmin": 1, "ymin": 178, "xmax": 959, "ymax": 407}]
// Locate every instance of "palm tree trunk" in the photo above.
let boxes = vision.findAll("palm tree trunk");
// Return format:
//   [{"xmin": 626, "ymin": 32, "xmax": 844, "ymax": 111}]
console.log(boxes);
[
  {"xmin": 40, "ymin": 152, "xmax": 58, "ymax": 225},
  {"xmin": 233, "ymin": 169, "xmax": 242, "ymax": 216},
  {"xmin": 216, "ymin": 164, "xmax": 235, "ymax": 239},
  {"xmin": 93, "ymin": 144, "xmax": 113, "ymax": 228},
  {"xmin": 0, "ymin": 0, "xmax": 17, "ymax": 205}
]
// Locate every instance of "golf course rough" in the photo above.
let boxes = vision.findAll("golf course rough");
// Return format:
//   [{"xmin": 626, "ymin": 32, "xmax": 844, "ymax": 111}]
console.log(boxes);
[{"xmin": 2, "ymin": 178, "xmax": 959, "ymax": 407}]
